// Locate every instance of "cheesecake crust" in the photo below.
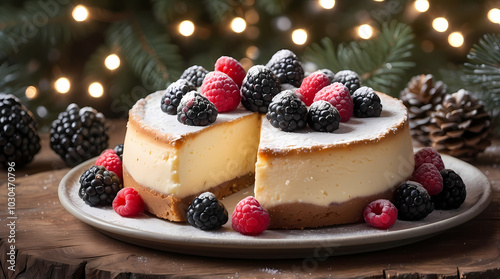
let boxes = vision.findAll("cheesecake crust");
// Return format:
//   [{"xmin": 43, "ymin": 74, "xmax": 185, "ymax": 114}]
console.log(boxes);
[
  {"xmin": 123, "ymin": 167, "xmax": 255, "ymax": 222},
  {"xmin": 266, "ymin": 187, "xmax": 396, "ymax": 229}
]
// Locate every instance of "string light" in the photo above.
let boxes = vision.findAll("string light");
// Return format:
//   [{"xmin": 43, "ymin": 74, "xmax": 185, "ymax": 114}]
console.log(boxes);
[
  {"xmin": 414, "ymin": 0, "xmax": 429, "ymax": 13},
  {"xmin": 231, "ymin": 17, "xmax": 247, "ymax": 33},
  {"xmin": 292, "ymin": 29, "xmax": 308, "ymax": 45},
  {"xmin": 432, "ymin": 17, "xmax": 449, "ymax": 32},
  {"xmin": 104, "ymin": 54, "xmax": 120, "ymax": 70},
  {"xmin": 72, "ymin": 5, "xmax": 89, "ymax": 22},
  {"xmin": 89, "ymin": 82, "xmax": 104, "ymax": 98},
  {"xmin": 358, "ymin": 24, "xmax": 374, "ymax": 39},
  {"xmin": 179, "ymin": 20, "xmax": 195, "ymax": 37},
  {"xmin": 55, "ymin": 77, "xmax": 70, "ymax": 94},
  {"xmin": 245, "ymin": 46, "xmax": 260, "ymax": 60},
  {"xmin": 488, "ymin": 8, "xmax": 500, "ymax": 24},
  {"xmin": 25, "ymin": 86, "xmax": 38, "ymax": 99},
  {"xmin": 448, "ymin": 32, "xmax": 464, "ymax": 48},
  {"xmin": 318, "ymin": 0, "xmax": 335, "ymax": 10}
]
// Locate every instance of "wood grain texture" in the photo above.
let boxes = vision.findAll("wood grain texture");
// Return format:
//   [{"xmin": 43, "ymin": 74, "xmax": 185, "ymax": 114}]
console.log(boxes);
[{"xmin": 0, "ymin": 121, "xmax": 499, "ymax": 279}]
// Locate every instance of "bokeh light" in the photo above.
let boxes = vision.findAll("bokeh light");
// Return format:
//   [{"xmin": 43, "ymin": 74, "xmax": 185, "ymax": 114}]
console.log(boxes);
[
  {"xmin": 89, "ymin": 82, "xmax": 104, "ymax": 98},
  {"xmin": 72, "ymin": 5, "xmax": 88, "ymax": 22},
  {"xmin": 292, "ymin": 29, "xmax": 308, "ymax": 45},
  {"xmin": 55, "ymin": 77, "xmax": 70, "ymax": 94},
  {"xmin": 179, "ymin": 20, "xmax": 195, "ymax": 37},
  {"xmin": 104, "ymin": 54, "xmax": 120, "ymax": 70},
  {"xmin": 432, "ymin": 17, "xmax": 449, "ymax": 32}
]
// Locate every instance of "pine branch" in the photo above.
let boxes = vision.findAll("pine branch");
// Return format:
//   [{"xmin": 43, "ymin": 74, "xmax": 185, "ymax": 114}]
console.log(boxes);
[
  {"xmin": 107, "ymin": 14, "xmax": 183, "ymax": 90},
  {"xmin": 304, "ymin": 21, "xmax": 415, "ymax": 95},
  {"xmin": 0, "ymin": 62, "xmax": 26, "ymax": 98},
  {"xmin": 203, "ymin": 0, "xmax": 231, "ymax": 22},
  {"xmin": 151, "ymin": 0, "xmax": 177, "ymax": 24},
  {"xmin": 255, "ymin": 0, "xmax": 290, "ymax": 15}
]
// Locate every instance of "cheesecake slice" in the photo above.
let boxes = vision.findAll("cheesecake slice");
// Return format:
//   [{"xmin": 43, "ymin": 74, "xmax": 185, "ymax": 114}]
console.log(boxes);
[
  {"xmin": 254, "ymin": 92, "xmax": 414, "ymax": 229},
  {"xmin": 122, "ymin": 91, "xmax": 261, "ymax": 221}
]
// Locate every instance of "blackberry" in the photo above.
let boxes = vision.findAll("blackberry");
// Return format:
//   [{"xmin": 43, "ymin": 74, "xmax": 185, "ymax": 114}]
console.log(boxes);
[
  {"xmin": 177, "ymin": 91, "xmax": 218, "ymax": 126},
  {"xmin": 161, "ymin": 79, "xmax": 196, "ymax": 115},
  {"xmin": 0, "ymin": 94, "xmax": 41, "ymax": 168},
  {"xmin": 186, "ymin": 192, "xmax": 228, "ymax": 230},
  {"xmin": 50, "ymin": 104, "xmax": 109, "ymax": 167},
  {"xmin": 332, "ymin": 70, "xmax": 361, "ymax": 95},
  {"xmin": 432, "ymin": 169, "xmax": 467, "ymax": 209},
  {"xmin": 319, "ymin": 69, "xmax": 335, "ymax": 83},
  {"xmin": 113, "ymin": 144, "xmax": 123, "ymax": 161},
  {"xmin": 180, "ymin": 65, "xmax": 209, "ymax": 87},
  {"xmin": 241, "ymin": 65, "xmax": 282, "ymax": 113},
  {"xmin": 352, "ymin": 86, "xmax": 383, "ymax": 118},
  {"xmin": 78, "ymin": 165, "xmax": 122, "ymax": 206},
  {"xmin": 393, "ymin": 181, "xmax": 434, "ymax": 221},
  {"xmin": 266, "ymin": 49, "xmax": 304, "ymax": 87},
  {"xmin": 266, "ymin": 90, "xmax": 307, "ymax": 132},
  {"xmin": 307, "ymin": 101, "xmax": 340, "ymax": 132}
]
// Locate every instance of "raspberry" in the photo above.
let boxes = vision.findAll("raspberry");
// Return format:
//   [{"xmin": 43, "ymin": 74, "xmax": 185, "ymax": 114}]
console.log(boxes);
[
  {"xmin": 296, "ymin": 71, "xmax": 330, "ymax": 106},
  {"xmin": 414, "ymin": 147, "xmax": 445, "ymax": 171},
  {"xmin": 393, "ymin": 181, "xmax": 434, "ymax": 221},
  {"xmin": 307, "ymin": 100, "xmax": 340, "ymax": 132},
  {"xmin": 313, "ymin": 82, "xmax": 353, "ymax": 122},
  {"xmin": 186, "ymin": 192, "xmax": 228, "ymax": 230},
  {"xmin": 232, "ymin": 196, "xmax": 270, "ymax": 235},
  {"xmin": 363, "ymin": 199, "xmax": 398, "ymax": 229},
  {"xmin": 201, "ymin": 71, "xmax": 241, "ymax": 112},
  {"xmin": 432, "ymin": 169, "xmax": 467, "ymax": 209},
  {"xmin": 112, "ymin": 188, "xmax": 144, "ymax": 217},
  {"xmin": 95, "ymin": 149, "xmax": 123, "ymax": 180},
  {"xmin": 214, "ymin": 56, "xmax": 246, "ymax": 88},
  {"xmin": 411, "ymin": 163, "xmax": 443, "ymax": 196}
]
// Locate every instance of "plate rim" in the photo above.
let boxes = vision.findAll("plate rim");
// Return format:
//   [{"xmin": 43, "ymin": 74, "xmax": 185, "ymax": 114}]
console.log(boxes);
[{"xmin": 58, "ymin": 154, "xmax": 492, "ymax": 256}]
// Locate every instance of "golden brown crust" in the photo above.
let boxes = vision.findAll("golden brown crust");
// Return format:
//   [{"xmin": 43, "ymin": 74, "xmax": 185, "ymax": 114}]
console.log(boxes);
[
  {"xmin": 123, "ymin": 167, "xmax": 255, "ymax": 222},
  {"xmin": 266, "ymin": 187, "xmax": 396, "ymax": 229}
]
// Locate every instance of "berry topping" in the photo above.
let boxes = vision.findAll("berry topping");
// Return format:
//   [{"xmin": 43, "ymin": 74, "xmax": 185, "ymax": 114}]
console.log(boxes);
[
  {"xmin": 201, "ymin": 71, "xmax": 241, "ymax": 112},
  {"xmin": 318, "ymin": 69, "xmax": 335, "ymax": 83},
  {"xmin": 432, "ymin": 169, "xmax": 467, "ymax": 209},
  {"xmin": 50, "ymin": 104, "xmax": 109, "ymax": 167},
  {"xmin": 352, "ymin": 86, "xmax": 383, "ymax": 118},
  {"xmin": 363, "ymin": 199, "xmax": 398, "ymax": 229},
  {"xmin": 177, "ymin": 91, "xmax": 218, "ymax": 126},
  {"xmin": 161, "ymin": 79, "xmax": 196, "ymax": 115},
  {"xmin": 112, "ymin": 187, "xmax": 144, "ymax": 217},
  {"xmin": 265, "ymin": 49, "xmax": 304, "ymax": 87},
  {"xmin": 332, "ymin": 70, "xmax": 361, "ymax": 95},
  {"xmin": 0, "ymin": 93, "xmax": 41, "ymax": 168},
  {"xmin": 95, "ymin": 149, "xmax": 123, "ymax": 180},
  {"xmin": 393, "ymin": 181, "xmax": 434, "ymax": 221},
  {"xmin": 113, "ymin": 144, "xmax": 124, "ymax": 161},
  {"xmin": 414, "ymin": 147, "xmax": 445, "ymax": 171},
  {"xmin": 79, "ymin": 165, "xmax": 122, "ymax": 206},
  {"xmin": 232, "ymin": 196, "xmax": 270, "ymax": 236},
  {"xmin": 296, "ymin": 71, "xmax": 330, "ymax": 106},
  {"xmin": 241, "ymin": 65, "xmax": 282, "ymax": 113},
  {"xmin": 307, "ymin": 101, "xmax": 340, "ymax": 132},
  {"xmin": 313, "ymin": 82, "xmax": 354, "ymax": 122},
  {"xmin": 267, "ymin": 90, "xmax": 308, "ymax": 132},
  {"xmin": 180, "ymin": 65, "xmax": 209, "ymax": 87},
  {"xmin": 411, "ymin": 163, "xmax": 443, "ymax": 196},
  {"xmin": 214, "ymin": 56, "xmax": 246, "ymax": 88},
  {"xmin": 186, "ymin": 192, "xmax": 228, "ymax": 230}
]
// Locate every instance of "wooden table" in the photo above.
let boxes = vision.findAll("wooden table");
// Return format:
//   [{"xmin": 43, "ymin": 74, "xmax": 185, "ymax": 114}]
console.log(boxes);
[{"xmin": 1, "ymin": 119, "xmax": 499, "ymax": 279}]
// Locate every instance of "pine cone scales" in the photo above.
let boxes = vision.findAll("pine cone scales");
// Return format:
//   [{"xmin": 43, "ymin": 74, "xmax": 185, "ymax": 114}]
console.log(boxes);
[
  {"xmin": 429, "ymin": 89, "xmax": 492, "ymax": 158},
  {"xmin": 400, "ymin": 74, "xmax": 446, "ymax": 145}
]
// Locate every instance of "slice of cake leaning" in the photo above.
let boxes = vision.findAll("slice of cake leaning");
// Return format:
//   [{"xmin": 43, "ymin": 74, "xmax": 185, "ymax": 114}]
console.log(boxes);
[{"xmin": 122, "ymin": 91, "xmax": 261, "ymax": 221}]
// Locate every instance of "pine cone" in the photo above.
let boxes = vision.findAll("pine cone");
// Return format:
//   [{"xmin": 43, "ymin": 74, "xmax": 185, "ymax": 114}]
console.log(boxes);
[
  {"xmin": 429, "ymin": 89, "xmax": 492, "ymax": 158},
  {"xmin": 400, "ymin": 74, "xmax": 447, "ymax": 145}
]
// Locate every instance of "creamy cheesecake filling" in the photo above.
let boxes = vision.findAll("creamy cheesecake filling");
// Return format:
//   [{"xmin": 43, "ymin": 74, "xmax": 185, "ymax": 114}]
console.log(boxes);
[{"xmin": 123, "ymin": 91, "xmax": 261, "ymax": 199}]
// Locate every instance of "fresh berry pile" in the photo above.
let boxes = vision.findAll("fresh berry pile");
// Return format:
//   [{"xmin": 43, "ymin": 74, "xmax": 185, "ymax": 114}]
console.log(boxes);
[
  {"xmin": 95, "ymin": 148, "xmax": 123, "ymax": 180},
  {"xmin": 232, "ymin": 196, "xmax": 270, "ymax": 235},
  {"xmin": 113, "ymin": 188, "xmax": 144, "ymax": 217},
  {"xmin": 186, "ymin": 192, "xmax": 228, "ymax": 230},
  {"xmin": 296, "ymin": 71, "xmax": 330, "ymax": 106},
  {"xmin": 0, "ymin": 94, "xmax": 41, "ymax": 168},
  {"xmin": 313, "ymin": 82, "xmax": 354, "ymax": 122}
]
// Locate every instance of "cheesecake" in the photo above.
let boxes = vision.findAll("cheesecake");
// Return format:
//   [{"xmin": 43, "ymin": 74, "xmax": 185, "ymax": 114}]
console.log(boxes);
[{"xmin": 123, "ymin": 90, "xmax": 414, "ymax": 228}]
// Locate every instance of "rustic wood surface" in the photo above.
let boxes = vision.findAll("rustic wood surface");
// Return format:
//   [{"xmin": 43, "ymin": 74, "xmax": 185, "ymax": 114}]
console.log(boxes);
[{"xmin": 1, "ymin": 119, "xmax": 499, "ymax": 279}]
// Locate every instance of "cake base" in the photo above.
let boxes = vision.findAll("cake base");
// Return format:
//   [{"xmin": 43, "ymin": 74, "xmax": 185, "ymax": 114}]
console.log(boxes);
[
  {"xmin": 123, "ymin": 167, "xmax": 255, "ymax": 222},
  {"xmin": 267, "ymin": 187, "xmax": 396, "ymax": 229}
]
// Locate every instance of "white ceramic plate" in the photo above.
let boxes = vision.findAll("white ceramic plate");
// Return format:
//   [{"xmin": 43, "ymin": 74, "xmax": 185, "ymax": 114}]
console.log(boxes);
[{"xmin": 58, "ymin": 154, "xmax": 491, "ymax": 259}]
